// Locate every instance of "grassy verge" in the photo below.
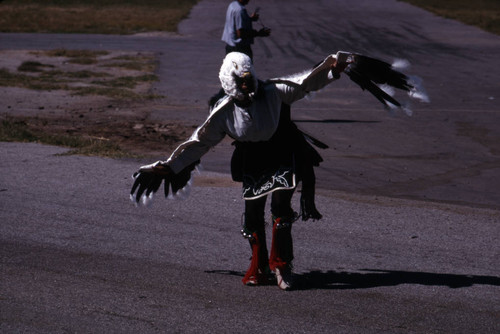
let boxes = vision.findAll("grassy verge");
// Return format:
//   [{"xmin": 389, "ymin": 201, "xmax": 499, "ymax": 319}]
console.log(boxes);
[
  {"xmin": 0, "ymin": 117, "xmax": 137, "ymax": 158},
  {"xmin": 0, "ymin": 49, "xmax": 161, "ymax": 99},
  {"xmin": 0, "ymin": 48, "xmax": 165, "ymax": 158},
  {"xmin": 400, "ymin": 0, "xmax": 500, "ymax": 35},
  {"xmin": 0, "ymin": 0, "xmax": 200, "ymax": 34}
]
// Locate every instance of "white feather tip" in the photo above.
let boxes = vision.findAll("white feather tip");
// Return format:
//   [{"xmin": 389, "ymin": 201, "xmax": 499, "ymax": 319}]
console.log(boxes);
[
  {"xmin": 408, "ymin": 76, "xmax": 430, "ymax": 103},
  {"xmin": 392, "ymin": 59, "xmax": 410, "ymax": 70}
]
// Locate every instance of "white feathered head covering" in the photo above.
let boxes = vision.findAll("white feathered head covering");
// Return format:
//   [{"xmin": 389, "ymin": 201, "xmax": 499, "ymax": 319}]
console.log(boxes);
[{"xmin": 219, "ymin": 52, "xmax": 258, "ymax": 101}]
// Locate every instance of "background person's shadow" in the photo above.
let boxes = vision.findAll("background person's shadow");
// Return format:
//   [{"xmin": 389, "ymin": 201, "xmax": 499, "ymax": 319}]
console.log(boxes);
[{"xmin": 205, "ymin": 269, "xmax": 500, "ymax": 290}]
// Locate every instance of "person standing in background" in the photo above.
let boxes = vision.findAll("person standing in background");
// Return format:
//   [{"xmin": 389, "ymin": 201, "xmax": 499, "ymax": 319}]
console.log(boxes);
[{"xmin": 221, "ymin": 0, "xmax": 271, "ymax": 60}]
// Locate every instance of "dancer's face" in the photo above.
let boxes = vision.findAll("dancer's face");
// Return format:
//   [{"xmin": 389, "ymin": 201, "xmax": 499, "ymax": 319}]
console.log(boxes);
[{"xmin": 235, "ymin": 71, "xmax": 255, "ymax": 96}]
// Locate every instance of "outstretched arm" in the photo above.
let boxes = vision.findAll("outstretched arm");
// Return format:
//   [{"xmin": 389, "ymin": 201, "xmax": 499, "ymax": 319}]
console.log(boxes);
[
  {"xmin": 270, "ymin": 53, "xmax": 349, "ymax": 105},
  {"xmin": 272, "ymin": 51, "xmax": 428, "ymax": 114},
  {"xmin": 130, "ymin": 101, "xmax": 230, "ymax": 204}
]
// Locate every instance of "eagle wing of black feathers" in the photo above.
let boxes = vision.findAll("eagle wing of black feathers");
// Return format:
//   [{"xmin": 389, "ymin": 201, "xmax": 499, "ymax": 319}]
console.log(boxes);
[{"xmin": 338, "ymin": 51, "xmax": 428, "ymax": 111}]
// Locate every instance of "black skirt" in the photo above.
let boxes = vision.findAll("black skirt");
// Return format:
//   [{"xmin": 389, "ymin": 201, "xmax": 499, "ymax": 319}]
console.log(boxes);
[{"xmin": 231, "ymin": 104, "xmax": 323, "ymax": 199}]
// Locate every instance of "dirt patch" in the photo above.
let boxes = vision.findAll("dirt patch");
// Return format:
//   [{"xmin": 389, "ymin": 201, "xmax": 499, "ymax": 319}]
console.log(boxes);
[{"xmin": 0, "ymin": 49, "xmax": 195, "ymax": 158}]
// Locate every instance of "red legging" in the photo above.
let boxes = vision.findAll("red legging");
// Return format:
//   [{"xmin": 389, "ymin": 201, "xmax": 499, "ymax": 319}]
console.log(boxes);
[{"xmin": 243, "ymin": 189, "xmax": 295, "ymax": 273}]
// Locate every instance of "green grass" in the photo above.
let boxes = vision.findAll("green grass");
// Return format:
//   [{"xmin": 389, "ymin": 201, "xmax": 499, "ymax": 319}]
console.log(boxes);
[
  {"xmin": 0, "ymin": 117, "xmax": 136, "ymax": 158},
  {"xmin": 0, "ymin": 0, "xmax": 200, "ymax": 34},
  {"xmin": 400, "ymin": 0, "xmax": 500, "ymax": 35}
]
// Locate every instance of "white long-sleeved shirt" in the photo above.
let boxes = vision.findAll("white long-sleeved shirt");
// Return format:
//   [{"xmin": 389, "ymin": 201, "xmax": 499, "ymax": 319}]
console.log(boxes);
[{"xmin": 167, "ymin": 55, "xmax": 339, "ymax": 174}]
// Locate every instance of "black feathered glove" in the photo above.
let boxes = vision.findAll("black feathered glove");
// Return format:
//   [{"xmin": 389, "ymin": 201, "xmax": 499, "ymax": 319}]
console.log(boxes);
[
  {"xmin": 130, "ymin": 160, "xmax": 200, "ymax": 205},
  {"xmin": 130, "ymin": 161, "xmax": 173, "ymax": 204}
]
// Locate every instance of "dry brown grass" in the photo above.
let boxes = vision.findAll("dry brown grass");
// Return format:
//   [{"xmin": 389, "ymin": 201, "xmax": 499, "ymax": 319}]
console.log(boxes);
[
  {"xmin": 0, "ymin": 48, "xmax": 195, "ymax": 158},
  {"xmin": 0, "ymin": 0, "xmax": 200, "ymax": 34},
  {"xmin": 400, "ymin": 0, "xmax": 500, "ymax": 35},
  {"xmin": 0, "ymin": 49, "xmax": 160, "ymax": 99}
]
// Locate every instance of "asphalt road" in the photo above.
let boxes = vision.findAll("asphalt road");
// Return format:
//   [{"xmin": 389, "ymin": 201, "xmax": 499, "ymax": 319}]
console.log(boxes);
[{"xmin": 1, "ymin": 0, "xmax": 500, "ymax": 333}]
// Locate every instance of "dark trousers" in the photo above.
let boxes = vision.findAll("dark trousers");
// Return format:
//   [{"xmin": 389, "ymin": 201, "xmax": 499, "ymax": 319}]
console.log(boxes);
[
  {"xmin": 225, "ymin": 44, "xmax": 253, "ymax": 61},
  {"xmin": 244, "ymin": 189, "xmax": 295, "ymax": 231}
]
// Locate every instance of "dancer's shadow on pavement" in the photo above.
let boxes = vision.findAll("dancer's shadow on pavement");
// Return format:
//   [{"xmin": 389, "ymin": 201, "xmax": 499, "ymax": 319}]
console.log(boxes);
[
  {"xmin": 293, "ymin": 119, "xmax": 380, "ymax": 124},
  {"xmin": 205, "ymin": 269, "xmax": 500, "ymax": 290},
  {"xmin": 292, "ymin": 269, "xmax": 500, "ymax": 290}
]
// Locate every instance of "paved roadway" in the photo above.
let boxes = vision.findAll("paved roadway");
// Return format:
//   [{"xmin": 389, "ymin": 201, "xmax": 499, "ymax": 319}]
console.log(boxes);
[{"xmin": 1, "ymin": 0, "xmax": 499, "ymax": 333}]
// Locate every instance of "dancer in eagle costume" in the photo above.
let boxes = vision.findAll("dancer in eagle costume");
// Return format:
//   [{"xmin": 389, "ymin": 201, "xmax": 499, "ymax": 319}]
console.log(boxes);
[{"xmin": 130, "ymin": 51, "xmax": 428, "ymax": 290}]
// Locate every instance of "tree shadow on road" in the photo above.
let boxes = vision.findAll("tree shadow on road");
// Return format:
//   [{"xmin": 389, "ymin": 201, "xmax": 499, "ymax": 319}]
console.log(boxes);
[{"xmin": 205, "ymin": 268, "xmax": 500, "ymax": 290}]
